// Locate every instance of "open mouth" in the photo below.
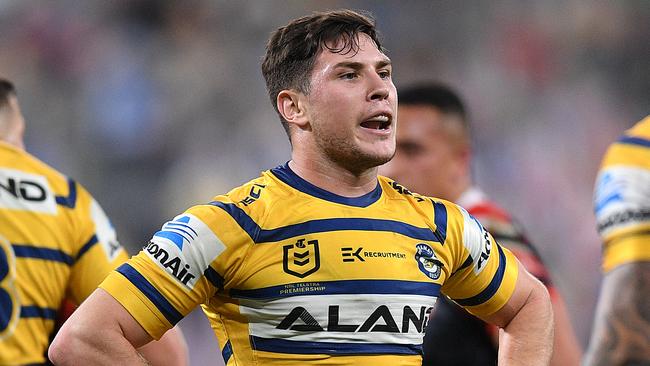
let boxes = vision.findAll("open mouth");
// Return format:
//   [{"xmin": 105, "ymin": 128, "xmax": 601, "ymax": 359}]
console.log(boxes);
[{"xmin": 360, "ymin": 114, "xmax": 392, "ymax": 130}]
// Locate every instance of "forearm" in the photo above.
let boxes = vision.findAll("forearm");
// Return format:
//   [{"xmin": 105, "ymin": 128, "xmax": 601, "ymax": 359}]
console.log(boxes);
[
  {"xmin": 583, "ymin": 262, "xmax": 650, "ymax": 366},
  {"xmin": 49, "ymin": 289, "xmax": 155, "ymax": 366},
  {"xmin": 49, "ymin": 322, "xmax": 150, "ymax": 365},
  {"xmin": 498, "ymin": 281, "xmax": 554, "ymax": 366}
]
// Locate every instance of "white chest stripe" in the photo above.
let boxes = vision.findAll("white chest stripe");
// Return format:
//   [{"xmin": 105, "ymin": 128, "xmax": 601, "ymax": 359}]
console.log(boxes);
[{"xmin": 239, "ymin": 294, "xmax": 436, "ymax": 345}]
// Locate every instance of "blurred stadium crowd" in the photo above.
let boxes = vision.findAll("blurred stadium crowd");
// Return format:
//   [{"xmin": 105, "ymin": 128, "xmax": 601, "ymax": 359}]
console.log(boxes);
[{"xmin": 1, "ymin": 1, "xmax": 648, "ymax": 364}]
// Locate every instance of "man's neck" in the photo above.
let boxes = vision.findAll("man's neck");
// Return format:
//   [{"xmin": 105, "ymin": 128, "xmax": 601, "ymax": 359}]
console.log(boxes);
[
  {"xmin": 0, "ymin": 139, "xmax": 24, "ymax": 151},
  {"xmin": 288, "ymin": 157, "xmax": 379, "ymax": 198}
]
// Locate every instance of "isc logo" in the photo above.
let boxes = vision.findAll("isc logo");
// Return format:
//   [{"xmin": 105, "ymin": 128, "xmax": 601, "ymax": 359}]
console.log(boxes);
[{"xmin": 0, "ymin": 169, "xmax": 56, "ymax": 214}]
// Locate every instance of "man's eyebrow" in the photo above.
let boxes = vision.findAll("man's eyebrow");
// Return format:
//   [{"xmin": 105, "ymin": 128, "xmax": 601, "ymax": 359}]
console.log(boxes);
[{"xmin": 333, "ymin": 58, "xmax": 392, "ymax": 70}]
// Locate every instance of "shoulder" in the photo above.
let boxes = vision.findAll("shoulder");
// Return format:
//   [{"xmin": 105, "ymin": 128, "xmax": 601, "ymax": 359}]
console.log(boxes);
[
  {"xmin": 0, "ymin": 144, "xmax": 73, "ymax": 196},
  {"xmin": 162, "ymin": 168, "xmax": 293, "ymax": 247},
  {"xmin": 599, "ymin": 116, "xmax": 650, "ymax": 171},
  {"xmin": 379, "ymin": 175, "xmax": 442, "ymax": 208},
  {"xmin": 595, "ymin": 116, "xmax": 650, "ymax": 227},
  {"xmin": 379, "ymin": 176, "xmax": 472, "ymax": 242},
  {"xmin": 626, "ymin": 115, "xmax": 650, "ymax": 138},
  {"xmin": 0, "ymin": 144, "xmax": 92, "ymax": 221},
  {"xmin": 206, "ymin": 169, "xmax": 289, "ymax": 221}
]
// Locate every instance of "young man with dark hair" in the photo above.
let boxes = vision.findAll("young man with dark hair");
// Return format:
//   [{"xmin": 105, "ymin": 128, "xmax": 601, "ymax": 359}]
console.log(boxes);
[
  {"xmin": 50, "ymin": 10, "xmax": 553, "ymax": 365},
  {"xmin": 380, "ymin": 82, "xmax": 582, "ymax": 365},
  {"xmin": 0, "ymin": 79, "xmax": 188, "ymax": 365}
]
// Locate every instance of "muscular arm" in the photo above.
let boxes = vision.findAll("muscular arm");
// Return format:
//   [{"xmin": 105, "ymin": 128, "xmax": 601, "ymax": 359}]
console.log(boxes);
[
  {"xmin": 481, "ymin": 260, "xmax": 554, "ymax": 366},
  {"xmin": 49, "ymin": 288, "xmax": 187, "ymax": 366},
  {"xmin": 584, "ymin": 262, "xmax": 650, "ymax": 366}
]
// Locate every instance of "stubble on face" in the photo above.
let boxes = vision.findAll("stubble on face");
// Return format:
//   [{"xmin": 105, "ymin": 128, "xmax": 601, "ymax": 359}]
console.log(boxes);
[{"xmin": 312, "ymin": 122, "xmax": 395, "ymax": 175}]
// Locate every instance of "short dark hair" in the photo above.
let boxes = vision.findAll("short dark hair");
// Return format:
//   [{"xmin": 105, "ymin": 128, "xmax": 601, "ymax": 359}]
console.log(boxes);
[
  {"xmin": 261, "ymin": 9, "xmax": 384, "ymax": 138},
  {"xmin": 398, "ymin": 82, "xmax": 468, "ymax": 122},
  {"xmin": 0, "ymin": 79, "xmax": 16, "ymax": 108}
]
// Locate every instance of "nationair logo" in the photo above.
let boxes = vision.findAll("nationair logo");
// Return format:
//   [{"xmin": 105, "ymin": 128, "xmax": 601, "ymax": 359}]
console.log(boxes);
[
  {"xmin": 145, "ymin": 213, "xmax": 226, "ymax": 290},
  {"xmin": 415, "ymin": 243, "xmax": 442, "ymax": 280}
]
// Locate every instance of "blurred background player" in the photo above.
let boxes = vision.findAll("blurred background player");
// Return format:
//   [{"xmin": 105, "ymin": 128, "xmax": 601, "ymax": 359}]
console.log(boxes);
[
  {"xmin": 585, "ymin": 115, "xmax": 650, "ymax": 365},
  {"xmin": 0, "ymin": 78, "xmax": 188, "ymax": 365},
  {"xmin": 380, "ymin": 82, "xmax": 582, "ymax": 365}
]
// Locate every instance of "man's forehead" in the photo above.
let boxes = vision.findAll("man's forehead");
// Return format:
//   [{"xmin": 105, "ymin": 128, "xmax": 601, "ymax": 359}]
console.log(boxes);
[{"xmin": 319, "ymin": 33, "xmax": 386, "ymax": 59}]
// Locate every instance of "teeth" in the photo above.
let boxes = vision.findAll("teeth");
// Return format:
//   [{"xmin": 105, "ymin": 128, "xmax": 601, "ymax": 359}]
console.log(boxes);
[{"xmin": 368, "ymin": 114, "xmax": 389, "ymax": 122}]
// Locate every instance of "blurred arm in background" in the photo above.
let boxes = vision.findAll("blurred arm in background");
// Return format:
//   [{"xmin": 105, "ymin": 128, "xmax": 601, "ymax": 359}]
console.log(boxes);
[{"xmin": 584, "ymin": 115, "xmax": 650, "ymax": 366}]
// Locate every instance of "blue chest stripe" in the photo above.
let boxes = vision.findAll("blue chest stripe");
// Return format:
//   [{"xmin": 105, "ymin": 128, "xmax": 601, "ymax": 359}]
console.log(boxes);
[
  {"xmin": 12, "ymin": 244, "xmax": 73, "ymax": 265},
  {"xmin": 209, "ymin": 201, "xmax": 442, "ymax": 243},
  {"xmin": 20, "ymin": 306, "xmax": 57, "ymax": 320},
  {"xmin": 251, "ymin": 336, "xmax": 423, "ymax": 355},
  {"xmin": 75, "ymin": 234, "xmax": 99, "ymax": 261},
  {"xmin": 230, "ymin": 279, "xmax": 441, "ymax": 300}
]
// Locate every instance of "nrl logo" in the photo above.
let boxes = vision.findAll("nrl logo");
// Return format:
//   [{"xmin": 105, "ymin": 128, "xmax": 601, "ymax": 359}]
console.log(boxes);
[{"xmin": 283, "ymin": 238, "xmax": 320, "ymax": 278}]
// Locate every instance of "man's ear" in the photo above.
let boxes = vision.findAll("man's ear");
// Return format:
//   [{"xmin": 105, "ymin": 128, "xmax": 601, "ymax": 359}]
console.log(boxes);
[{"xmin": 277, "ymin": 90, "xmax": 309, "ymax": 128}]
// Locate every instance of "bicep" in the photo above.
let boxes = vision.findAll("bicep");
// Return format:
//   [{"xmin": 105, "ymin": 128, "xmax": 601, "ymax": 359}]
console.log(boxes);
[{"xmin": 479, "ymin": 259, "xmax": 545, "ymax": 328}]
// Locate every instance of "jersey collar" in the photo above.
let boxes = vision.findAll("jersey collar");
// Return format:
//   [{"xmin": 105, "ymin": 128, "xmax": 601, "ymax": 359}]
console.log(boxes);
[{"xmin": 270, "ymin": 162, "xmax": 382, "ymax": 208}]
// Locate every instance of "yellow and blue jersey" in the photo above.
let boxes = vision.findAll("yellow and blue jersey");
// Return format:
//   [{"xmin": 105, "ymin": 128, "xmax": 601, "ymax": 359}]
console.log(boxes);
[
  {"xmin": 0, "ymin": 142, "xmax": 128, "ymax": 365},
  {"xmin": 101, "ymin": 162, "xmax": 519, "ymax": 365},
  {"xmin": 594, "ymin": 115, "xmax": 650, "ymax": 272}
]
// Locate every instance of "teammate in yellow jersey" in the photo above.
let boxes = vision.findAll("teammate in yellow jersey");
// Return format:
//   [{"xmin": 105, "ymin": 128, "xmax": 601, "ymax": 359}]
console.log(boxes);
[
  {"xmin": 50, "ymin": 9, "xmax": 553, "ymax": 366},
  {"xmin": 380, "ymin": 82, "xmax": 582, "ymax": 365},
  {"xmin": 0, "ymin": 79, "xmax": 188, "ymax": 365},
  {"xmin": 584, "ymin": 115, "xmax": 650, "ymax": 365}
]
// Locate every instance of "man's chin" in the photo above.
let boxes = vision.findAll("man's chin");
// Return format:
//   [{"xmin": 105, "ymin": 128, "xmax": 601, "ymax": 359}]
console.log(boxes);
[{"xmin": 356, "ymin": 152, "xmax": 394, "ymax": 171}]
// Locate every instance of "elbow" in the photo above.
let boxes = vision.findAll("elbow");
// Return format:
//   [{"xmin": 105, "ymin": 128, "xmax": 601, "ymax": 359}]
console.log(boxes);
[
  {"xmin": 537, "ymin": 279, "xmax": 553, "ymax": 310},
  {"xmin": 531, "ymin": 277, "xmax": 554, "ymax": 320},
  {"xmin": 48, "ymin": 332, "xmax": 71, "ymax": 365},
  {"xmin": 48, "ymin": 322, "xmax": 86, "ymax": 365},
  {"xmin": 531, "ymin": 278, "xmax": 555, "ymax": 339}
]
